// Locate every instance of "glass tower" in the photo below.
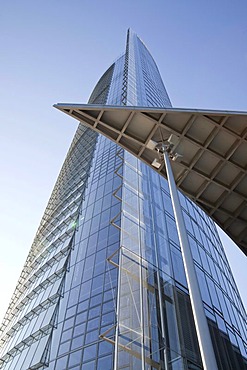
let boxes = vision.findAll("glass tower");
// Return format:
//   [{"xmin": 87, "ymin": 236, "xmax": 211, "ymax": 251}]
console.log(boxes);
[{"xmin": 0, "ymin": 29, "xmax": 246, "ymax": 370}]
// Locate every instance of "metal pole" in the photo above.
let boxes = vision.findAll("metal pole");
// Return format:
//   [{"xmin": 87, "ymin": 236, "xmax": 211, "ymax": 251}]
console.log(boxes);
[{"xmin": 163, "ymin": 151, "xmax": 218, "ymax": 370}]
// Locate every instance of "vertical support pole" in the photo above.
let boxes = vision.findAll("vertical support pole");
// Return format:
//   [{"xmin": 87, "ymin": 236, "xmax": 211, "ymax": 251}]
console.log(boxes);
[{"xmin": 163, "ymin": 152, "xmax": 218, "ymax": 370}]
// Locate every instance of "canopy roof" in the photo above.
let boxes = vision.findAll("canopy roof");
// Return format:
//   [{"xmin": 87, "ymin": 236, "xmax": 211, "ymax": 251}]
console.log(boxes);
[{"xmin": 54, "ymin": 104, "xmax": 247, "ymax": 256}]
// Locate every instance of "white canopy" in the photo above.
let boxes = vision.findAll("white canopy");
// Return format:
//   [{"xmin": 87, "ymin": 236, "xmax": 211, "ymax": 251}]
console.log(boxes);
[{"xmin": 54, "ymin": 103, "xmax": 247, "ymax": 256}]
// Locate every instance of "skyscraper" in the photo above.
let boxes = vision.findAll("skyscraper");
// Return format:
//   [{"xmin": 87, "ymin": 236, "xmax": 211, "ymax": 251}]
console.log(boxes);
[{"xmin": 0, "ymin": 28, "xmax": 246, "ymax": 369}]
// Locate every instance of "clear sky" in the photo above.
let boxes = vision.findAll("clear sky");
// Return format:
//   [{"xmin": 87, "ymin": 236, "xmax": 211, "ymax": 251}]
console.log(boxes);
[{"xmin": 0, "ymin": 0, "xmax": 247, "ymax": 322}]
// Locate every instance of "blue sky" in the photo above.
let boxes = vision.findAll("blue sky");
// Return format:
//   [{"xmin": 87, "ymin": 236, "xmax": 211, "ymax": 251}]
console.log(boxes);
[{"xmin": 0, "ymin": 0, "xmax": 247, "ymax": 321}]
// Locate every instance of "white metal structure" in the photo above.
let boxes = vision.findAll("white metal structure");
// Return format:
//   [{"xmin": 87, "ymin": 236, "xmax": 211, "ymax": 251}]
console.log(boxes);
[
  {"xmin": 163, "ymin": 149, "xmax": 218, "ymax": 370},
  {"xmin": 55, "ymin": 104, "xmax": 247, "ymax": 256}
]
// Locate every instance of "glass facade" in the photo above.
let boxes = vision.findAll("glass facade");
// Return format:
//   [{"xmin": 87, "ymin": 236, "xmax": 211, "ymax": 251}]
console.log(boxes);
[{"xmin": 0, "ymin": 29, "xmax": 246, "ymax": 370}]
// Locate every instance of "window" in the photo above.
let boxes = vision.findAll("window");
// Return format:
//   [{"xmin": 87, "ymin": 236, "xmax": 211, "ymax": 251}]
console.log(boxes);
[{"xmin": 68, "ymin": 349, "xmax": 82, "ymax": 367}]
